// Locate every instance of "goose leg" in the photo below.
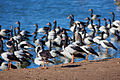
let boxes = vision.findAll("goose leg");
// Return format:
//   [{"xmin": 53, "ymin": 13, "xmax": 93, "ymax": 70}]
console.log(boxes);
[
  {"xmin": 53, "ymin": 58, "xmax": 55, "ymax": 62},
  {"xmin": 9, "ymin": 62, "xmax": 12, "ymax": 70},
  {"xmin": 6, "ymin": 62, "xmax": 10, "ymax": 71},
  {"xmin": 38, "ymin": 65, "xmax": 41, "ymax": 69},
  {"xmin": 81, "ymin": 54, "xmax": 89, "ymax": 63},
  {"xmin": 41, "ymin": 60, "xmax": 45, "ymax": 69},
  {"xmin": 71, "ymin": 54, "xmax": 74, "ymax": 63},
  {"xmin": 99, "ymin": 45, "xmax": 101, "ymax": 53},
  {"xmin": 86, "ymin": 54, "xmax": 89, "ymax": 61},
  {"xmin": 106, "ymin": 48, "xmax": 108, "ymax": 54},
  {"xmin": 45, "ymin": 61, "xmax": 48, "ymax": 69},
  {"xmin": 88, "ymin": 45, "xmax": 90, "ymax": 47}
]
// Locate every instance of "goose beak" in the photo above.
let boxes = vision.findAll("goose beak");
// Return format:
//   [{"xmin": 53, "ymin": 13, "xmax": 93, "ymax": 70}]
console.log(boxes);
[
  {"xmin": 97, "ymin": 18, "xmax": 99, "ymax": 21},
  {"xmin": 102, "ymin": 18, "xmax": 105, "ymax": 20},
  {"xmin": 109, "ymin": 12, "xmax": 113, "ymax": 14},
  {"xmin": 16, "ymin": 22, "xmax": 18, "ymax": 24},
  {"xmin": 46, "ymin": 23, "xmax": 50, "ymax": 25},
  {"xmin": 88, "ymin": 9, "xmax": 92, "ymax": 11},
  {"xmin": 14, "ymin": 27, "xmax": 18, "ymax": 30},
  {"xmin": 107, "ymin": 19, "xmax": 109, "ymax": 22},
  {"xmin": 32, "ymin": 32, "xmax": 35, "ymax": 34},
  {"xmin": 67, "ymin": 16, "xmax": 70, "ymax": 19},
  {"xmin": 85, "ymin": 17, "xmax": 88, "ymax": 20},
  {"xmin": 1, "ymin": 37, "xmax": 4, "ymax": 41}
]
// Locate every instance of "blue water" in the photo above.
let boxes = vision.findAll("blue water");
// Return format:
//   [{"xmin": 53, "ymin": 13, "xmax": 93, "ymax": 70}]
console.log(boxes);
[{"xmin": 0, "ymin": 0, "xmax": 120, "ymax": 69}]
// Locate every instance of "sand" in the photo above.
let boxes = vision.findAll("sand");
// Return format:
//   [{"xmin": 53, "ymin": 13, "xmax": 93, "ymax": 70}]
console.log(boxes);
[{"xmin": 0, "ymin": 58, "xmax": 120, "ymax": 80}]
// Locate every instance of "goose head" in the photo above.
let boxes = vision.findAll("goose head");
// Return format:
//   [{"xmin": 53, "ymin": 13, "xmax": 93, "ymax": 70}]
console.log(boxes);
[
  {"xmin": 67, "ymin": 14, "xmax": 74, "ymax": 19},
  {"xmin": 88, "ymin": 9, "xmax": 93, "ymax": 12},
  {"xmin": 110, "ymin": 12, "xmax": 115, "ymax": 22},
  {"xmin": 102, "ymin": 18, "xmax": 107, "ymax": 27},
  {"xmin": 85, "ymin": 17, "xmax": 90, "ymax": 21},
  {"xmin": 16, "ymin": 21, "xmax": 20, "ymax": 24},
  {"xmin": 53, "ymin": 20, "xmax": 57, "ymax": 31},
  {"xmin": 106, "ymin": 19, "xmax": 112, "ymax": 29},
  {"xmin": 46, "ymin": 22, "xmax": 52, "ymax": 31}
]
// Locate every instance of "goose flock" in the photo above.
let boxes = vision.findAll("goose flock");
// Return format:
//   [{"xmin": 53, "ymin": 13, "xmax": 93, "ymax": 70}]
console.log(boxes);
[{"xmin": 0, "ymin": 9, "xmax": 120, "ymax": 70}]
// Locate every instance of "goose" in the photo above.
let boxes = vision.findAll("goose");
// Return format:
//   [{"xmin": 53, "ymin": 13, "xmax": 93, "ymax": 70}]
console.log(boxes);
[
  {"xmin": 47, "ymin": 30, "xmax": 56, "ymax": 40},
  {"xmin": 16, "ymin": 21, "xmax": 21, "ymax": 35},
  {"xmin": 32, "ymin": 31, "xmax": 45, "ymax": 46},
  {"xmin": 14, "ymin": 49, "xmax": 33, "ymax": 65},
  {"xmin": 93, "ymin": 34, "xmax": 102, "ymax": 52},
  {"xmin": 107, "ymin": 19, "xmax": 118, "ymax": 35},
  {"xmin": 110, "ymin": 12, "xmax": 120, "ymax": 30},
  {"xmin": 97, "ymin": 18, "xmax": 101, "ymax": 32},
  {"xmin": 67, "ymin": 14, "xmax": 74, "ymax": 28},
  {"xmin": 61, "ymin": 32, "xmax": 96, "ymax": 63},
  {"xmin": 86, "ymin": 18, "xmax": 98, "ymax": 32},
  {"xmin": 1, "ymin": 47, "xmax": 23, "ymax": 70},
  {"xmin": 107, "ymin": 19, "xmax": 120, "ymax": 40},
  {"xmin": 75, "ymin": 33, "xmax": 99, "ymax": 61},
  {"xmin": 52, "ymin": 34, "xmax": 62, "ymax": 51},
  {"xmin": 55, "ymin": 26, "xmax": 70, "ymax": 35},
  {"xmin": 13, "ymin": 40, "xmax": 34, "ymax": 63},
  {"xmin": 36, "ymin": 40, "xmax": 55, "ymax": 69},
  {"xmin": 0, "ymin": 58, "xmax": 17, "ymax": 70},
  {"xmin": 47, "ymin": 21, "xmax": 56, "ymax": 40},
  {"xmin": 83, "ymin": 29, "xmax": 95, "ymax": 47},
  {"xmin": 88, "ymin": 9, "xmax": 101, "ymax": 20},
  {"xmin": 61, "ymin": 43, "xmax": 86, "ymax": 63},
  {"xmin": 37, "ymin": 23, "xmax": 49, "ymax": 33},
  {"xmin": 34, "ymin": 55, "xmax": 54, "ymax": 69},
  {"xmin": 10, "ymin": 25, "xmax": 13, "ymax": 38},
  {"xmin": 99, "ymin": 18, "xmax": 107, "ymax": 33},
  {"xmin": 61, "ymin": 29, "xmax": 69, "ymax": 48},
  {"xmin": 18, "ymin": 41, "xmax": 35, "ymax": 50},
  {"xmin": 6, "ymin": 38, "xmax": 15, "ymax": 48},
  {"xmin": 0, "ymin": 28, "xmax": 11, "ymax": 37},
  {"xmin": 15, "ymin": 27, "xmax": 32, "ymax": 40},
  {"xmin": 99, "ymin": 32, "xmax": 117, "ymax": 54}
]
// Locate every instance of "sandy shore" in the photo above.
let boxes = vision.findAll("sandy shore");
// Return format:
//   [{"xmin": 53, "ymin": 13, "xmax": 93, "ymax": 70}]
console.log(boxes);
[{"xmin": 0, "ymin": 58, "xmax": 120, "ymax": 80}]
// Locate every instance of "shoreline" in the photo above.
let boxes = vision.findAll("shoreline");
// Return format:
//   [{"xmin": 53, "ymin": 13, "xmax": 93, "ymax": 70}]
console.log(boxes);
[{"xmin": 0, "ymin": 58, "xmax": 120, "ymax": 80}]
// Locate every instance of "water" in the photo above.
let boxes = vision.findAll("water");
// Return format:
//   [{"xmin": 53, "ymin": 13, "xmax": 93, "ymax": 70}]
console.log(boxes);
[{"xmin": 0, "ymin": 0, "xmax": 120, "ymax": 69}]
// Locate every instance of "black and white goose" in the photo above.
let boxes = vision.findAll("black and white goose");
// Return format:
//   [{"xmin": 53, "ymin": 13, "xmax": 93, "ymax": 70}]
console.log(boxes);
[
  {"xmin": 36, "ymin": 41, "xmax": 55, "ymax": 69},
  {"xmin": 99, "ymin": 32, "xmax": 117, "ymax": 54},
  {"xmin": 16, "ymin": 21, "xmax": 21, "ymax": 35},
  {"xmin": 0, "ymin": 58, "xmax": 17, "ymax": 70},
  {"xmin": 107, "ymin": 19, "xmax": 119, "ymax": 36},
  {"xmin": 61, "ymin": 43, "xmax": 86, "ymax": 63},
  {"xmin": 37, "ymin": 23, "xmax": 50, "ymax": 33},
  {"xmin": 88, "ymin": 9, "xmax": 101, "ymax": 20},
  {"xmin": 110, "ymin": 12, "xmax": 120, "ymax": 32},
  {"xmin": 1, "ymin": 47, "xmax": 23, "ymax": 70},
  {"xmin": 86, "ymin": 17, "xmax": 98, "ymax": 33},
  {"xmin": 0, "ymin": 28, "xmax": 11, "ymax": 37},
  {"xmin": 75, "ymin": 33, "xmax": 99, "ymax": 61}
]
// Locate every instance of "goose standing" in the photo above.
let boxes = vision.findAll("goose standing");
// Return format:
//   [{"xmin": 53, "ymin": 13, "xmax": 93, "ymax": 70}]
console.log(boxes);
[
  {"xmin": 100, "ymin": 32, "xmax": 117, "ymax": 54},
  {"xmin": 0, "ymin": 58, "xmax": 17, "ymax": 70},
  {"xmin": 1, "ymin": 45, "xmax": 23, "ymax": 70},
  {"xmin": 88, "ymin": 9, "xmax": 101, "ymax": 20}
]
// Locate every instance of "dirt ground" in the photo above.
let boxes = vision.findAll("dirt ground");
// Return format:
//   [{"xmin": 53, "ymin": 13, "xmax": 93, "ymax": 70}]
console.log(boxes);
[{"xmin": 0, "ymin": 58, "xmax": 120, "ymax": 80}]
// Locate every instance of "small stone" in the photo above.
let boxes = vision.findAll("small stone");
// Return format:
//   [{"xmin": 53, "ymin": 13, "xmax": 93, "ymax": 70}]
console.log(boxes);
[{"xmin": 117, "ymin": 62, "xmax": 120, "ymax": 64}]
